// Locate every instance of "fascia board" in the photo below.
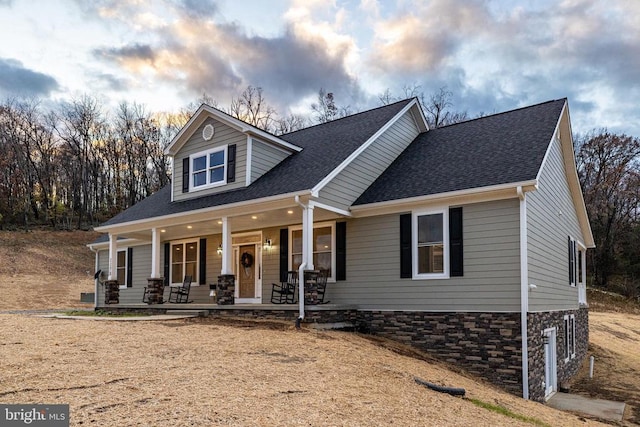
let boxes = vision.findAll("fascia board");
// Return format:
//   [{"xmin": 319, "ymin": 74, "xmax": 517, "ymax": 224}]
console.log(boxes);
[
  {"xmin": 94, "ymin": 190, "xmax": 312, "ymax": 235},
  {"xmin": 350, "ymin": 180, "xmax": 538, "ymax": 217}
]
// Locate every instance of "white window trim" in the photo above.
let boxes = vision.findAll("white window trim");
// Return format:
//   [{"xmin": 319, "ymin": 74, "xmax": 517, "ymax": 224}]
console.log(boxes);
[
  {"xmin": 563, "ymin": 314, "xmax": 576, "ymax": 361},
  {"xmin": 289, "ymin": 221, "xmax": 336, "ymax": 283},
  {"xmin": 117, "ymin": 249, "xmax": 127, "ymax": 289},
  {"xmin": 570, "ymin": 315, "xmax": 576, "ymax": 359},
  {"xmin": 169, "ymin": 238, "xmax": 199, "ymax": 286},
  {"xmin": 189, "ymin": 145, "xmax": 228, "ymax": 191},
  {"xmin": 412, "ymin": 208, "xmax": 449, "ymax": 280}
]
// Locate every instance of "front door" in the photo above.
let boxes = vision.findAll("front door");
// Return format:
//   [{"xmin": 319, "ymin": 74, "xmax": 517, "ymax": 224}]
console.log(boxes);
[
  {"xmin": 544, "ymin": 328, "xmax": 558, "ymax": 399},
  {"xmin": 238, "ymin": 245, "xmax": 256, "ymax": 298}
]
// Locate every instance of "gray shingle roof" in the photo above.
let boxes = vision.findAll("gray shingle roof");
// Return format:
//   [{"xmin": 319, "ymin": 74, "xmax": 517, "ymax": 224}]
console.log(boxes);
[
  {"xmin": 100, "ymin": 99, "xmax": 413, "ymax": 227},
  {"xmin": 354, "ymin": 99, "xmax": 566, "ymax": 206}
]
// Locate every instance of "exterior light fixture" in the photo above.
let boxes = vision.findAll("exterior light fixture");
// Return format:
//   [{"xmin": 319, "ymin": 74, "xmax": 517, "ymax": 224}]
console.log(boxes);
[{"xmin": 217, "ymin": 243, "xmax": 223, "ymax": 255}]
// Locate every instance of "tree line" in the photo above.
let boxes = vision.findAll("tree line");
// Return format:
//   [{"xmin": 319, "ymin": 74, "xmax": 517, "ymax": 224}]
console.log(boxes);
[{"xmin": 1, "ymin": 86, "xmax": 637, "ymax": 296}]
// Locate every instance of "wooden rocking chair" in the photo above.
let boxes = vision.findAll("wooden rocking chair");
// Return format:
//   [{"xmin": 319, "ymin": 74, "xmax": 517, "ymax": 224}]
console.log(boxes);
[
  {"xmin": 167, "ymin": 275, "xmax": 193, "ymax": 303},
  {"xmin": 270, "ymin": 270, "xmax": 298, "ymax": 304}
]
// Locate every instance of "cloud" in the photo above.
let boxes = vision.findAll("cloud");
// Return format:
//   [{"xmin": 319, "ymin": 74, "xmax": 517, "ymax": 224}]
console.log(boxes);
[
  {"xmin": 91, "ymin": 0, "xmax": 361, "ymax": 111},
  {"xmin": 364, "ymin": 0, "xmax": 640, "ymax": 135},
  {"xmin": 0, "ymin": 58, "xmax": 59, "ymax": 97}
]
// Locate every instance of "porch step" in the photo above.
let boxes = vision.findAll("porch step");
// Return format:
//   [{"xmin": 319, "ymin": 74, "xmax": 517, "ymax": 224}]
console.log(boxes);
[
  {"xmin": 167, "ymin": 310, "xmax": 208, "ymax": 317},
  {"xmin": 308, "ymin": 322, "xmax": 355, "ymax": 331}
]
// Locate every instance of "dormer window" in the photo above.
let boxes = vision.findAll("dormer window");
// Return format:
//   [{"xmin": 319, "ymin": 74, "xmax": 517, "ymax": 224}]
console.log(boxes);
[{"xmin": 190, "ymin": 146, "xmax": 227, "ymax": 190}]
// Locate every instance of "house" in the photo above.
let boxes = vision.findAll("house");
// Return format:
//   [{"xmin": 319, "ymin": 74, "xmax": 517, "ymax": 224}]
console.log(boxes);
[{"xmin": 88, "ymin": 97, "xmax": 594, "ymax": 402}]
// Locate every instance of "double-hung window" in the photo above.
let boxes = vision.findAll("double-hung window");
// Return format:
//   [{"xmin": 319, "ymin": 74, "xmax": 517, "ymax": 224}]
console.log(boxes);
[
  {"xmin": 191, "ymin": 146, "xmax": 226, "ymax": 190},
  {"xmin": 413, "ymin": 209, "xmax": 448, "ymax": 279},
  {"xmin": 116, "ymin": 249, "xmax": 127, "ymax": 288},
  {"xmin": 290, "ymin": 222, "xmax": 335, "ymax": 281},
  {"xmin": 171, "ymin": 240, "xmax": 198, "ymax": 285}
]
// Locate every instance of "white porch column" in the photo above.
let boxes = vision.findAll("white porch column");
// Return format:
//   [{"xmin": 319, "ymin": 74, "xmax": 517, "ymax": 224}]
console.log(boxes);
[
  {"xmin": 108, "ymin": 233, "xmax": 118, "ymax": 280},
  {"xmin": 150, "ymin": 227, "xmax": 161, "ymax": 278},
  {"xmin": 305, "ymin": 204, "xmax": 315, "ymax": 270},
  {"xmin": 221, "ymin": 216, "xmax": 233, "ymax": 275}
]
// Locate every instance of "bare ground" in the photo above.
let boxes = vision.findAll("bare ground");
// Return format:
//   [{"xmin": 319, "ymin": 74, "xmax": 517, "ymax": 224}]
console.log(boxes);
[{"xmin": 0, "ymin": 230, "xmax": 636, "ymax": 425}]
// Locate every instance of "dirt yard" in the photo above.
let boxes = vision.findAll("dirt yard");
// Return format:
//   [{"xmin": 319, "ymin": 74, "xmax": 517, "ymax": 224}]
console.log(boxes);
[
  {"xmin": 0, "ymin": 230, "xmax": 98, "ymax": 310},
  {"xmin": 0, "ymin": 230, "xmax": 637, "ymax": 426}
]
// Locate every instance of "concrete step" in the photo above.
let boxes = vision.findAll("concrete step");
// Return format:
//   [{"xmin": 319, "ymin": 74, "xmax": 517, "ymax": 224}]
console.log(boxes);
[{"xmin": 168, "ymin": 310, "xmax": 208, "ymax": 317}]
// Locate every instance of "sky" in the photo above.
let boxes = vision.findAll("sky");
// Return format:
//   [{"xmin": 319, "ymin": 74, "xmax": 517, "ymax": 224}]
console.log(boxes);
[{"xmin": 0, "ymin": 0, "xmax": 639, "ymax": 136}]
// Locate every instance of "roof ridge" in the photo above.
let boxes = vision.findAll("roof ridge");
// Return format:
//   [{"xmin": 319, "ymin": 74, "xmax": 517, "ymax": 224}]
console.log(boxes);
[
  {"xmin": 434, "ymin": 98, "xmax": 567, "ymax": 130},
  {"xmin": 281, "ymin": 98, "xmax": 414, "ymax": 136}
]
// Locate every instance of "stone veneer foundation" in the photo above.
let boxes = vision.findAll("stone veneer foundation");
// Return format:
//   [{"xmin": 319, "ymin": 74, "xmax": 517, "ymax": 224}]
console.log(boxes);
[
  {"xmin": 527, "ymin": 307, "xmax": 589, "ymax": 402},
  {"xmin": 357, "ymin": 311, "xmax": 524, "ymax": 395}
]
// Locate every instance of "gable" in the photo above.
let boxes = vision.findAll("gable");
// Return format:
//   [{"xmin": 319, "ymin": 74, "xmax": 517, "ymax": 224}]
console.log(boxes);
[
  {"xmin": 353, "ymin": 99, "xmax": 567, "ymax": 207},
  {"xmin": 172, "ymin": 116, "xmax": 248, "ymax": 202},
  {"xmin": 314, "ymin": 103, "xmax": 424, "ymax": 210},
  {"xmin": 168, "ymin": 105, "xmax": 301, "ymax": 202}
]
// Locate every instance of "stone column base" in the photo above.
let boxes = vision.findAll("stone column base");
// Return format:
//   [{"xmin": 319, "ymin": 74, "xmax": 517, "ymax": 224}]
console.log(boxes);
[
  {"xmin": 217, "ymin": 274, "xmax": 235, "ymax": 305},
  {"xmin": 146, "ymin": 277, "xmax": 165, "ymax": 304},
  {"xmin": 104, "ymin": 280, "xmax": 119, "ymax": 305}
]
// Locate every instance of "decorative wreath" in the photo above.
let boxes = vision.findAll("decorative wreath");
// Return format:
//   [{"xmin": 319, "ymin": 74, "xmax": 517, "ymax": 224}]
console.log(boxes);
[{"xmin": 241, "ymin": 252, "xmax": 254, "ymax": 268}]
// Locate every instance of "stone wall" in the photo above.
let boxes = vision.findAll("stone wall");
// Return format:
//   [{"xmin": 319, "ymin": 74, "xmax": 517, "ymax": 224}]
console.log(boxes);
[
  {"xmin": 356, "ymin": 311, "xmax": 523, "ymax": 395},
  {"xmin": 527, "ymin": 307, "xmax": 589, "ymax": 402}
]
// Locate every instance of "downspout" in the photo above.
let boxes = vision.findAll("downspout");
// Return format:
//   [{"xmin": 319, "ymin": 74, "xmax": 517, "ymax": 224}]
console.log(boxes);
[
  {"xmin": 518, "ymin": 185, "xmax": 530, "ymax": 400},
  {"xmin": 294, "ymin": 196, "xmax": 307, "ymax": 322}
]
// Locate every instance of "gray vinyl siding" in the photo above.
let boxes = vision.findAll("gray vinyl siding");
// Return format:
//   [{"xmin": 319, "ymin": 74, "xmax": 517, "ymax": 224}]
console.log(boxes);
[
  {"xmin": 250, "ymin": 139, "xmax": 290, "ymax": 184},
  {"xmin": 173, "ymin": 117, "xmax": 247, "ymax": 202},
  {"xmin": 330, "ymin": 199, "xmax": 522, "ymax": 311},
  {"xmin": 95, "ymin": 245, "xmax": 157, "ymax": 306},
  {"xmin": 260, "ymin": 226, "xmax": 283, "ymax": 301},
  {"xmin": 317, "ymin": 111, "xmax": 420, "ymax": 210},
  {"xmin": 527, "ymin": 135, "xmax": 583, "ymax": 311}
]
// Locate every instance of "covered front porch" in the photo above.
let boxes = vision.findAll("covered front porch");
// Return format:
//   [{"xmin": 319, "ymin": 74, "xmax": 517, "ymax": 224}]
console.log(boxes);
[{"xmin": 91, "ymin": 193, "xmax": 349, "ymax": 318}]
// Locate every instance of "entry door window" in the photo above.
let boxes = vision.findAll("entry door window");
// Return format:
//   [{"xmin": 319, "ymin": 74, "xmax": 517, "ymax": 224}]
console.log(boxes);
[{"xmin": 171, "ymin": 241, "xmax": 198, "ymax": 284}]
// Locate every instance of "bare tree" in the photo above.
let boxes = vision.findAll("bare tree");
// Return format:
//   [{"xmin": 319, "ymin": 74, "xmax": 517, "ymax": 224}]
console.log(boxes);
[
  {"xmin": 228, "ymin": 86, "xmax": 277, "ymax": 132},
  {"xmin": 273, "ymin": 113, "xmax": 309, "ymax": 135},
  {"xmin": 311, "ymin": 88, "xmax": 352, "ymax": 123},
  {"xmin": 576, "ymin": 129, "xmax": 640, "ymax": 290}
]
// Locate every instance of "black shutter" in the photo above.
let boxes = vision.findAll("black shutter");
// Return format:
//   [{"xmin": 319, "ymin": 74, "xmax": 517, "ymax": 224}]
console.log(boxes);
[
  {"xmin": 126, "ymin": 247, "xmax": 133, "ymax": 287},
  {"xmin": 164, "ymin": 242, "xmax": 170, "ymax": 286},
  {"xmin": 400, "ymin": 214, "xmax": 412, "ymax": 278},
  {"xmin": 449, "ymin": 207, "xmax": 463, "ymax": 277},
  {"xmin": 336, "ymin": 221, "xmax": 346, "ymax": 281},
  {"xmin": 199, "ymin": 238, "xmax": 207, "ymax": 285},
  {"xmin": 182, "ymin": 158, "xmax": 190, "ymax": 193},
  {"xmin": 279, "ymin": 228, "xmax": 288, "ymax": 283},
  {"xmin": 568, "ymin": 237, "xmax": 575, "ymax": 285},
  {"xmin": 227, "ymin": 144, "xmax": 236, "ymax": 183}
]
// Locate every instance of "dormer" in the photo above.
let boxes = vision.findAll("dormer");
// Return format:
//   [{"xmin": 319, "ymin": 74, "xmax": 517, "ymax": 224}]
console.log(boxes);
[{"xmin": 165, "ymin": 104, "xmax": 302, "ymax": 202}]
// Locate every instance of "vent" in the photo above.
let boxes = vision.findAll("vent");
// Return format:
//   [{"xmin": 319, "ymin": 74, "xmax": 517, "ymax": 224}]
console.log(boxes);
[{"xmin": 202, "ymin": 123, "xmax": 215, "ymax": 141}]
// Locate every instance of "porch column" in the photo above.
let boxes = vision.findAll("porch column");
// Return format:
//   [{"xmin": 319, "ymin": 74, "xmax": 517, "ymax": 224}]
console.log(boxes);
[
  {"xmin": 150, "ymin": 227, "xmax": 161, "ymax": 278},
  {"xmin": 108, "ymin": 233, "xmax": 118, "ymax": 280},
  {"xmin": 221, "ymin": 216, "xmax": 233, "ymax": 274},
  {"xmin": 305, "ymin": 204, "xmax": 315, "ymax": 270}
]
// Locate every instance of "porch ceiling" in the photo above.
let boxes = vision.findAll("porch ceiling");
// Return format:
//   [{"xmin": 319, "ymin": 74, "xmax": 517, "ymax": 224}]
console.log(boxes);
[{"xmin": 120, "ymin": 205, "xmax": 343, "ymax": 242}]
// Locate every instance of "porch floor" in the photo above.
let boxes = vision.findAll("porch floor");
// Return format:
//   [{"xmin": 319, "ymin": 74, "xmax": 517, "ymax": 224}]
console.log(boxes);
[{"xmin": 102, "ymin": 303, "xmax": 357, "ymax": 311}]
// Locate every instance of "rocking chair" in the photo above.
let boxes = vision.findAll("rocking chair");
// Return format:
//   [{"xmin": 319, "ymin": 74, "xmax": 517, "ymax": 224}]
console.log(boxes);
[
  {"xmin": 270, "ymin": 270, "xmax": 298, "ymax": 304},
  {"xmin": 167, "ymin": 275, "xmax": 193, "ymax": 303}
]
